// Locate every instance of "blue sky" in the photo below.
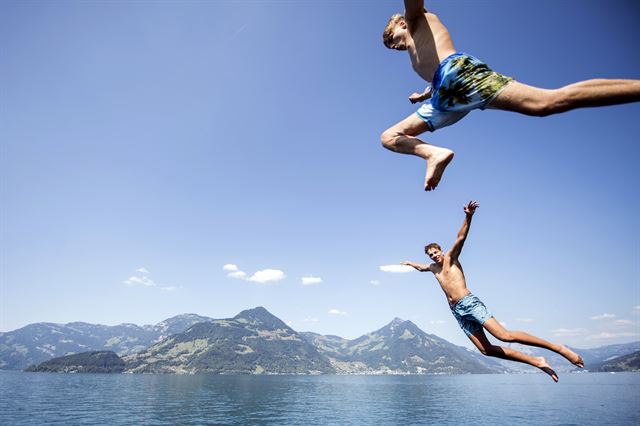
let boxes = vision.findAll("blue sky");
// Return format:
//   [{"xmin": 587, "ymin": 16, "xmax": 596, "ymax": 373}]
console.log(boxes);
[{"xmin": 1, "ymin": 0, "xmax": 639, "ymax": 349}]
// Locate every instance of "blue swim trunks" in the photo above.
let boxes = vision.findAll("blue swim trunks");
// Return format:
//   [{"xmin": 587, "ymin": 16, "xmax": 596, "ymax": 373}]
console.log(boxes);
[
  {"xmin": 416, "ymin": 52, "xmax": 513, "ymax": 131},
  {"xmin": 450, "ymin": 293, "xmax": 493, "ymax": 337}
]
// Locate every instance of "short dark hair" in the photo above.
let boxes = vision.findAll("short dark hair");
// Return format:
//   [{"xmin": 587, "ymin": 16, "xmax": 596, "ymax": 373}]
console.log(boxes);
[{"xmin": 424, "ymin": 243, "xmax": 441, "ymax": 253}]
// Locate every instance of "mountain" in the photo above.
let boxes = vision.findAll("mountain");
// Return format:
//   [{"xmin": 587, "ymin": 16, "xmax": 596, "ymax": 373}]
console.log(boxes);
[
  {"xmin": 123, "ymin": 307, "xmax": 335, "ymax": 374},
  {"xmin": 591, "ymin": 350, "xmax": 640, "ymax": 372},
  {"xmin": 5, "ymin": 309, "xmax": 639, "ymax": 375},
  {"xmin": 25, "ymin": 351, "xmax": 125, "ymax": 373},
  {"xmin": 0, "ymin": 314, "xmax": 212, "ymax": 370},
  {"xmin": 302, "ymin": 318, "xmax": 505, "ymax": 374}
]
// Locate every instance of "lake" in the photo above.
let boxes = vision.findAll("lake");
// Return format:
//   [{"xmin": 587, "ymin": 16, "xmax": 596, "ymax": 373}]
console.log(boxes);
[{"xmin": 1, "ymin": 371, "xmax": 638, "ymax": 425}]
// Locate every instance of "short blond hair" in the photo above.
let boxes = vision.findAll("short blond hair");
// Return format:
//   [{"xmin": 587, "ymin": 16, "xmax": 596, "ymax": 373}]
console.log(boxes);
[{"xmin": 382, "ymin": 14, "xmax": 404, "ymax": 48}]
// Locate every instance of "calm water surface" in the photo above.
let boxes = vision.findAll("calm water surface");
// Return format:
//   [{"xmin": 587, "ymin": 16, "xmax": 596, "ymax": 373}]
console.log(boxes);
[{"xmin": 1, "ymin": 372, "xmax": 638, "ymax": 425}]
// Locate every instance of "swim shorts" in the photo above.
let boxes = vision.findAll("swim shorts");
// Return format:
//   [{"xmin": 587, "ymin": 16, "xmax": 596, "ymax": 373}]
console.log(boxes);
[
  {"xmin": 416, "ymin": 52, "xmax": 513, "ymax": 131},
  {"xmin": 450, "ymin": 293, "xmax": 493, "ymax": 337}
]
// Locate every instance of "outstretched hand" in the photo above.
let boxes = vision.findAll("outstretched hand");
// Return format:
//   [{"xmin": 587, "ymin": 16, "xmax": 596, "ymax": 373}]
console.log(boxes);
[
  {"xmin": 408, "ymin": 87, "xmax": 432, "ymax": 104},
  {"xmin": 464, "ymin": 200, "xmax": 479, "ymax": 215},
  {"xmin": 408, "ymin": 92, "xmax": 425, "ymax": 103}
]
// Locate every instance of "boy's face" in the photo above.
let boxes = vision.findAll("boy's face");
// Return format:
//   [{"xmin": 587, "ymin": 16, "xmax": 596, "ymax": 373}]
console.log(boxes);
[
  {"xmin": 426, "ymin": 247, "xmax": 444, "ymax": 264},
  {"xmin": 388, "ymin": 22, "xmax": 408, "ymax": 51}
]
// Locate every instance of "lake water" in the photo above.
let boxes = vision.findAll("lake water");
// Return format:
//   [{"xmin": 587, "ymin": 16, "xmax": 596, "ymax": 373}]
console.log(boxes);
[{"xmin": 1, "ymin": 371, "xmax": 638, "ymax": 425}]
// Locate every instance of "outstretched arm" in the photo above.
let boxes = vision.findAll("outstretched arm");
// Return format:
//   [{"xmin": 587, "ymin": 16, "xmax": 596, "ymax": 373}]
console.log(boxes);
[
  {"xmin": 448, "ymin": 201, "xmax": 479, "ymax": 261},
  {"xmin": 401, "ymin": 261, "xmax": 431, "ymax": 272},
  {"xmin": 404, "ymin": 0, "xmax": 426, "ymax": 20}
]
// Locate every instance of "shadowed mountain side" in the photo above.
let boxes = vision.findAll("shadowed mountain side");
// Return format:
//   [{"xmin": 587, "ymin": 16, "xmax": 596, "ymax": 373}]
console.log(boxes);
[
  {"xmin": 25, "ymin": 351, "xmax": 125, "ymax": 373},
  {"xmin": 123, "ymin": 307, "xmax": 334, "ymax": 374},
  {"xmin": 590, "ymin": 350, "xmax": 640, "ymax": 372},
  {"xmin": 0, "ymin": 314, "xmax": 213, "ymax": 370}
]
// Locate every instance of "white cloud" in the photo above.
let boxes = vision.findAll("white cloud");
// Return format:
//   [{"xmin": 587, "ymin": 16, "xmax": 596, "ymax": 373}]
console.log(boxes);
[
  {"xmin": 613, "ymin": 319, "xmax": 634, "ymax": 326},
  {"xmin": 633, "ymin": 305, "xmax": 640, "ymax": 314},
  {"xmin": 586, "ymin": 331, "xmax": 638, "ymax": 340},
  {"xmin": 429, "ymin": 320, "xmax": 445, "ymax": 325},
  {"xmin": 303, "ymin": 317, "xmax": 319, "ymax": 323},
  {"xmin": 551, "ymin": 327, "xmax": 589, "ymax": 337},
  {"xmin": 247, "ymin": 269, "xmax": 285, "ymax": 283},
  {"xmin": 370, "ymin": 280, "xmax": 381, "ymax": 286},
  {"xmin": 379, "ymin": 264, "xmax": 414, "ymax": 273},
  {"xmin": 225, "ymin": 264, "xmax": 285, "ymax": 283},
  {"xmin": 161, "ymin": 286, "xmax": 177, "ymax": 292},
  {"xmin": 228, "ymin": 271, "xmax": 247, "ymax": 279},
  {"xmin": 516, "ymin": 318, "xmax": 534, "ymax": 323},
  {"xmin": 136, "ymin": 267, "xmax": 150, "ymax": 274},
  {"xmin": 328, "ymin": 309, "xmax": 347, "ymax": 316},
  {"xmin": 123, "ymin": 275, "xmax": 156, "ymax": 287},
  {"xmin": 301, "ymin": 276, "xmax": 323, "ymax": 286},
  {"xmin": 590, "ymin": 313, "xmax": 616, "ymax": 320}
]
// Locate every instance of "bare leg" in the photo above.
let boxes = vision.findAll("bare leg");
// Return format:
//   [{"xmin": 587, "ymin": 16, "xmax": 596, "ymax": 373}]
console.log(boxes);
[
  {"xmin": 468, "ymin": 329, "xmax": 558, "ymax": 382},
  {"xmin": 488, "ymin": 79, "xmax": 640, "ymax": 116},
  {"xmin": 380, "ymin": 113, "xmax": 454, "ymax": 191},
  {"xmin": 483, "ymin": 318, "xmax": 584, "ymax": 368}
]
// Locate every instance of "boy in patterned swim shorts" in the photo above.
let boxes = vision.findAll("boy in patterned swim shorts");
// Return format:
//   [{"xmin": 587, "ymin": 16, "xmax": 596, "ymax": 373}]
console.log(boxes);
[
  {"xmin": 380, "ymin": 0, "xmax": 640, "ymax": 191},
  {"xmin": 401, "ymin": 201, "xmax": 584, "ymax": 382}
]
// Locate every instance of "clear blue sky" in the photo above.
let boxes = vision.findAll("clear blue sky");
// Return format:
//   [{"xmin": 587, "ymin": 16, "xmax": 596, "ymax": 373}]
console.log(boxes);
[{"xmin": 1, "ymin": 0, "xmax": 639, "ymax": 349}]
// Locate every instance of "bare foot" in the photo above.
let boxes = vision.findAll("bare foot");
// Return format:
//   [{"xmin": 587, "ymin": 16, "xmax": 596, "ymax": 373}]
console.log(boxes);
[
  {"xmin": 559, "ymin": 345, "xmax": 584, "ymax": 368},
  {"xmin": 536, "ymin": 357, "xmax": 558, "ymax": 382},
  {"xmin": 424, "ymin": 148, "xmax": 454, "ymax": 191}
]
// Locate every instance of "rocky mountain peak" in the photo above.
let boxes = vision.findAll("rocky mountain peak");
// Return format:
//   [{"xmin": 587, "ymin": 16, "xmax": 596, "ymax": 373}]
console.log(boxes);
[{"xmin": 233, "ymin": 306, "xmax": 288, "ymax": 330}]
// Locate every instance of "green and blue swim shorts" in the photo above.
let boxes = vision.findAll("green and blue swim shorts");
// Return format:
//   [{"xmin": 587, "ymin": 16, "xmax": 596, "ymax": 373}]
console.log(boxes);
[
  {"xmin": 450, "ymin": 293, "xmax": 494, "ymax": 337},
  {"xmin": 416, "ymin": 52, "xmax": 513, "ymax": 131}
]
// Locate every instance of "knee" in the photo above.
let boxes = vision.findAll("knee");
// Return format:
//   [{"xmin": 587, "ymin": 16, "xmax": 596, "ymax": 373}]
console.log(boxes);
[
  {"xmin": 380, "ymin": 128, "xmax": 401, "ymax": 151},
  {"xmin": 480, "ymin": 345, "xmax": 501, "ymax": 357},
  {"xmin": 496, "ymin": 331, "xmax": 516, "ymax": 343}
]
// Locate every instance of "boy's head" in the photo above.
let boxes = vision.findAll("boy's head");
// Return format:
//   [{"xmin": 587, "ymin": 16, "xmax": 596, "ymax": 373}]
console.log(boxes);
[
  {"xmin": 383, "ymin": 14, "xmax": 408, "ymax": 50},
  {"xmin": 424, "ymin": 243, "xmax": 444, "ymax": 264}
]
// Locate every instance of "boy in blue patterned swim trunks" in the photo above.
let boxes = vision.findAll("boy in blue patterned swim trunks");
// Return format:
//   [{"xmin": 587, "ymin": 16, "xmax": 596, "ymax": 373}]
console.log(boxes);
[
  {"xmin": 415, "ymin": 52, "xmax": 513, "ymax": 132},
  {"xmin": 401, "ymin": 200, "xmax": 584, "ymax": 382},
  {"xmin": 380, "ymin": 0, "xmax": 640, "ymax": 191}
]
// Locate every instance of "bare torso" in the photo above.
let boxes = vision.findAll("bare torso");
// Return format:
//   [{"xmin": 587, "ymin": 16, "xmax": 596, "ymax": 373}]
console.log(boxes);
[
  {"xmin": 430, "ymin": 257, "xmax": 470, "ymax": 306},
  {"xmin": 406, "ymin": 12, "xmax": 456, "ymax": 82}
]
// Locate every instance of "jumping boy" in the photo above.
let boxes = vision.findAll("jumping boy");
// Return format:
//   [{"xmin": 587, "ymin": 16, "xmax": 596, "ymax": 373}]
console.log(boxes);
[
  {"xmin": 381, "ymin": 1, "xmax": 640, "ymax": 191},
  {"xmin": 401, "ymin": 201, "xmax": 584, "ymax": 382}
]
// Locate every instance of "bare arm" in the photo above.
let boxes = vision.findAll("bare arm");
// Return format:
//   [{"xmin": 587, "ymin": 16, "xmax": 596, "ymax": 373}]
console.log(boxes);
[
  {"xmin": 404, "ymin": 0, "xmax": 426, "ymax": 21},
  {"xmin": 447, "ymin": 201, "xmax": 479, "ymax": 261},
  {"xmin": 401, "ymin": 261, "xmax": 431, "ymax": 272}
]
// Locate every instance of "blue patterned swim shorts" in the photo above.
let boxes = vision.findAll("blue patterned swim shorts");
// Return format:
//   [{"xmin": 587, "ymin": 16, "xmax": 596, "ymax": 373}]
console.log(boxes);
[
  {"xmin": 450, "ymin": 293, "xmax": 493, "ymax": 337},
  {"xmin": 416, "ymin": 52, "xmax": 513, "ymax": 131}
]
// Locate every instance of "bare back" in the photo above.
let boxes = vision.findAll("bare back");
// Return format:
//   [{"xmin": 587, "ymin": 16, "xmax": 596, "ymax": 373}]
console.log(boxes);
[
  {"xmin": 406, "ymin": 12, "xmax": 456, "ymax": 82},
  {"xmin": 430, "ymin": 256, "xmax": 470, "ymax": 306}
]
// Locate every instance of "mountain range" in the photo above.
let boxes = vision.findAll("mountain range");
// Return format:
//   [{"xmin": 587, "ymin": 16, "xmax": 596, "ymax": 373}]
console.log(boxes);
[
  {"xmin": 0, "ymin": 313, "xmax": 212, "ymax": 370},
  {"xmin": 5, "ymin": 307, "xmax": 639, "ymax": 374}
]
